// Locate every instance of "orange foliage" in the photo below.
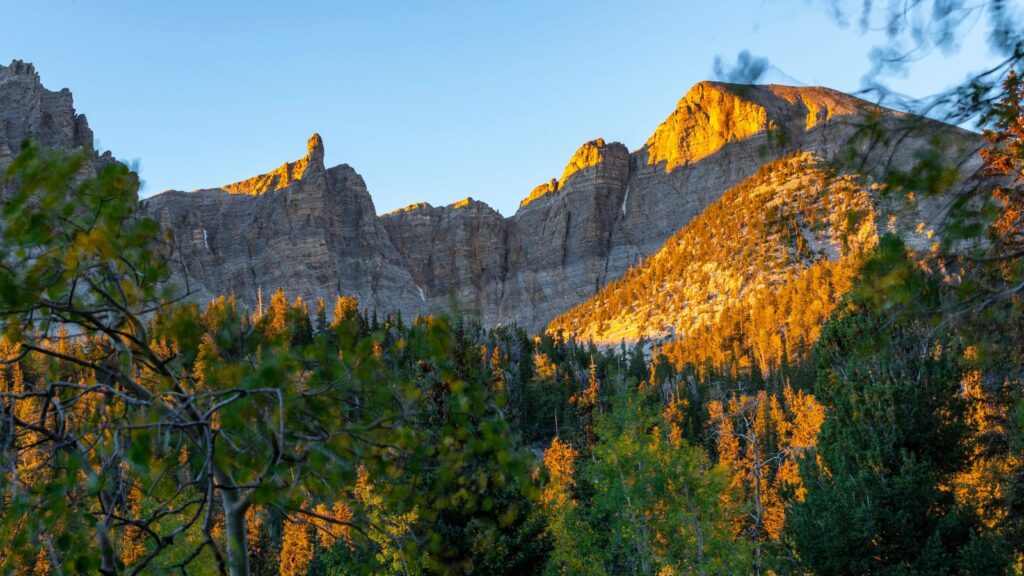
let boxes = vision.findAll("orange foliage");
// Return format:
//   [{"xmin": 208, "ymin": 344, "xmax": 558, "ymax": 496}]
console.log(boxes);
[
  {"xmin": 542, "ymin": 437, "xmax": 579, "ymax": 509},
  {"xmin": 279, "ymin": 519, "xmax": 314, "ymax": 576},
  {"xmin": 710, "ymin": 385, "xmax": 824, "ymax": 543},
  {"xmin": 311, "ymin": 502, "xmax": 354, "ymax": 549},
  {"xmin": 330, "ymin": 295, "xmax": 359, "ymax": 327},
  {"xmin": 569, "ymin": 360, "xmax": 599, "ymax": 409}
]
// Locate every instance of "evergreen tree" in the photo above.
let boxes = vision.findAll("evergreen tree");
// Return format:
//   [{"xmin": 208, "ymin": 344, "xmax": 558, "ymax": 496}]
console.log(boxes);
[{"xmin": 787, "ymin": 237, "xmax": 1010, "ymax": 575}]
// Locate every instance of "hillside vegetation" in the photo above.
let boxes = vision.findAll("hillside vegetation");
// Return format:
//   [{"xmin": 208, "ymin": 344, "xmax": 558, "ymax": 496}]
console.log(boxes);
[{"xmin": 550, "ymin": 153, "xmax": 881, "ymax": 373}]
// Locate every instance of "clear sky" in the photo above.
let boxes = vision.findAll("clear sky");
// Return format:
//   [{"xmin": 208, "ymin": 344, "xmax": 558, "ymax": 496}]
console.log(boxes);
[{"xmin": 1, "ymin": 0, "xmax": 1000, "ymax": 215}]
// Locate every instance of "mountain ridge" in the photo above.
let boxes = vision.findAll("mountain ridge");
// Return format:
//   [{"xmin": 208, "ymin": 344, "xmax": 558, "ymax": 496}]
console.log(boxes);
[{"xmin": 0, "ymin": 59, "xmax": 980, "ymax": 333}]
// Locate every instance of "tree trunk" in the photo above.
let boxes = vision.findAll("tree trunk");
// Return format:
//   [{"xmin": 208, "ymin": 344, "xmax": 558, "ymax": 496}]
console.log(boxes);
[
  {"xmin": 97, "ymin": 519, "xmax": 118, "ymax": 576},
  {"xmin": 218, "ymin": 479, "xmax": 251, "ymax": 576}
]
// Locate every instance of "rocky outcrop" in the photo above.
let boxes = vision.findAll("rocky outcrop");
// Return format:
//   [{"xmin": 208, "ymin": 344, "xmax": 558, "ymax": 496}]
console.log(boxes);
[
  {"xmin": 502, "ymin": 139, "xmax": 631, "ymax": 328},
  {"xmin": 643, "ymin": 82, "xmax": 865, "ymax": 172},
  {"xmin": 222, "ymin": 134, "xmax": 324, "ymax": 196},
  {"xmin": 141, "ymin": 134, "xmax": 423, "ymax": 315},
  {"xmin": 519, "ymin": 138, "xmax": 616, "ymax": 209},
  {"xmin": 4, "ymin": 61, "xmax": 982, "ymax": 332},
  {"xmin": 0, "ymin": 60, "xmax": 94, "ymax": 156},
  {"xmin": 0, "ymin": 60, "xmax": 111, "ymax": 195}
]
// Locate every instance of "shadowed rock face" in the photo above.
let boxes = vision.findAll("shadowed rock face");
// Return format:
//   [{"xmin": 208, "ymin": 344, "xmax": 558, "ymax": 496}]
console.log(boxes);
[
  {"xmin": 0, "ymin": 60, "xmax": 113, "ymax": 196},
  {"xmin": 0, "ymin": 60, "xmax": 93, "ymax": 157},
  {"xmin": 2, "ymin": 61, "xmax": 979, "ymax": 332}
]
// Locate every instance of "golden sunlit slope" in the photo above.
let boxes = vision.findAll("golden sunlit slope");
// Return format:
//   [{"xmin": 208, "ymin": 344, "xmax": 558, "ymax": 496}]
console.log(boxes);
[{"xmin": 547, "ymin": 152, "xmax": 881, "ymax": 372}]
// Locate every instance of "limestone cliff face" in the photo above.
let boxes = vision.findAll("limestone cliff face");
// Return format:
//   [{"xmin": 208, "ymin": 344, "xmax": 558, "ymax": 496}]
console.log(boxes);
[
  {"xmin": 0, "ymin": 60, "xmax": 110, "ymax": 195},
  {"xmin": 380, "ymin": 198, "xmax": 507, "ymax": 319},
  {"xmin": 138, "ymin": 82, "xmax": 979, "ymax": 332},
  {"xmin": 503, "ymin": 139, "xmax": 631, "ymax": 328},
  {"xmin": 3, "ymin": 62, "xmax": 979, "ymax": 332},
  {"xmin": 148, "ymin": 134, "xmax": 637, "ymax": 329},
  {"xmin": 141, "ymin": 134, "xmax": 423, "ymax": 316}
]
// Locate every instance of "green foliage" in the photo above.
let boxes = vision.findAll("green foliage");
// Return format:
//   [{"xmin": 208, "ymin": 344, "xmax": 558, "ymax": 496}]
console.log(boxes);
[
  {"xmin": 545, "ymin": 388, "xmax": 750, "ymax": 575},
  {"xmin": 788, "ymin": 240, "xmax": 1010, "ymax": 575}
]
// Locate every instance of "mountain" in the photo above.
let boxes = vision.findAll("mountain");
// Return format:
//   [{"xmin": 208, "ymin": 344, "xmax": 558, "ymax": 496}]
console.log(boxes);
[
  {"xmin": 549, "ymin": 128, "xmax": 982, "ymax": 371},
  {"xmin": 140, "ymin": 134, "xmax": 424, "ymax": 316},
  {"xmin": 0, "ymin": 60, "xmax": 980, "ymax": 333}
]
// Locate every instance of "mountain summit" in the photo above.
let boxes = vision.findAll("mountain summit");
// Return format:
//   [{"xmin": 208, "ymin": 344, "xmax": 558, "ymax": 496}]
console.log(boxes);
[{"xmin": 645, "ymin": 81, "xmax": 872, "ymax": 171}]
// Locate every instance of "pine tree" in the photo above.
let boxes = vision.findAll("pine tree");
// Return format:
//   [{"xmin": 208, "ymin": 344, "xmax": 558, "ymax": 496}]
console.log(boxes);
[
  {"xmin": 549, "ymin": 392, "xmax": 749, "ymax": 575},
  {"xmin": 788, "ymin": 239, "xmax": 1010, "ymax": 575}
]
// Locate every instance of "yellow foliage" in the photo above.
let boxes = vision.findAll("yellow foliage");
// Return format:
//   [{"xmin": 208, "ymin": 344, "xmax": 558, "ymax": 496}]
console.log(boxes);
[
  {"xmin": 533, "ymin": 352, "xmax": 557, "ymax": 380},
  {"xmin": 311, "ymin": 501, "xmax": 353, "ymax": 549},
  {"xmin": 279, "ymin": 519, "xmax": 314, "ymax": 576},
  {"xmin": 710, "ymin": 386, "xmax": 824, "ymax": 544},
  {"xmin": 542, "ymin": 437, "xmax": 579, "ymax": 509},
  {"xmin": 330, "ymin": 295, "xmax": 359, "ymax": 327}
]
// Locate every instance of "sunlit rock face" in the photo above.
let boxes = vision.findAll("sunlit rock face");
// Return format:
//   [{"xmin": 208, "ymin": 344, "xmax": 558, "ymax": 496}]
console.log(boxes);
[
  {"xmin": 644, "ymin": 82, "xmax": 865, "ymax": 172},
  {"xmin": 617, "ymin": 82, "xmax": 878, "ymax": 268},
  {"xmin": 136, "ymin": 81, "xmax": 978, "ymax": 332},
  {"xmin": 503, "ymin": 139, "xmax": 631, "ymax": 328},
  {"xmin": 519, "ymin": 138, "xmax": 617, "ymax": 209},
  {"xmin": 221, "ymin": 134, "xmax": 324, "ymax": 196}
]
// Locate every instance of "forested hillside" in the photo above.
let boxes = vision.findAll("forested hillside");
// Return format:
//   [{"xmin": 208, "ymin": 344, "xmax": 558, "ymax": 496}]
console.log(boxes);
[{"xmin": 549, "ymin": 152, "xmax": 885, "ymax": 373}]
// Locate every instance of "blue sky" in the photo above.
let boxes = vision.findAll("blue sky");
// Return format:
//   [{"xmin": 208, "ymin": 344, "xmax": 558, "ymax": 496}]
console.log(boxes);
[{"xmin": 2, "ymin": 0, "xmax": 999, "ymax": 215}]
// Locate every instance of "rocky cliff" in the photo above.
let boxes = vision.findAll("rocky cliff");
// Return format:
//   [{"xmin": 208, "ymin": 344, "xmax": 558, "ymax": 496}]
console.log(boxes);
[
  {"xmin": 0, "ymin": 60, "xmax": 112, "ymax": 195},
  {"xmin": 2, "ymin": 60, "xmax": 980, "ymax": 332},
  {"xmin": 140, "ymin": 134, "xmax": 423, "ymax": 314}
]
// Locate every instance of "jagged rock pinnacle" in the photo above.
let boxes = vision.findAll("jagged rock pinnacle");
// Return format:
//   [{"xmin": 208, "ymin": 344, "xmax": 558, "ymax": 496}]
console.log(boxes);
[{"xmin": 307, "ymin": 133, "xmax": 324, "ymax": 166}]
